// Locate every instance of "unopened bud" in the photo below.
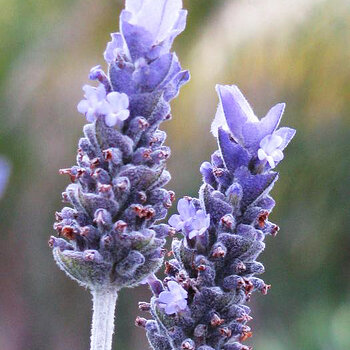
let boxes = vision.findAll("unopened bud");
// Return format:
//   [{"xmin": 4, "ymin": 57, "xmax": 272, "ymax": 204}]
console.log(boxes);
[{"xmin": 135, "ymin": 316, "xmax": 147, "ymax": 328}]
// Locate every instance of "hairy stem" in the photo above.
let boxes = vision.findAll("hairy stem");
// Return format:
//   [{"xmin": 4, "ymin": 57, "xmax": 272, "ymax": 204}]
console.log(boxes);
[{"xmin": 90, "ymin": 288, "xmax": 118, "ymax": 350}]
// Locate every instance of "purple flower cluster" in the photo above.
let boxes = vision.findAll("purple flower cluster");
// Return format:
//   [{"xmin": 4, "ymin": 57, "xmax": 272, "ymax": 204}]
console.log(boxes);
[
  {"xmin": 138, "ymin": 86, "xmax": 295, "ymax": 350},
  {"xmin": 77, "ymin": 85, "xmax": 130, "ymax": 127},
  {"xmin": 49, "ymin": 0, "xmax": 189, "ymax": 291},
  {"xmin": 158, "ymin": 280, "xmax": 188, "ymax": 315},
  {"xmin": 169, "ymin": 198, "xmax": 210, "ymax": 242}
]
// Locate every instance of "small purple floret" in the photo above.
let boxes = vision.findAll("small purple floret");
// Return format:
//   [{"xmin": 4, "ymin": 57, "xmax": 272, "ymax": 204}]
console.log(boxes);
[
  {"xmin": 104, "ymin": 92, "xmax": 130, "ymax": 127},
  {"xmin": 169, "ymin": 198, "xmax": 210, "ymax": 240},
  {"xmin": 77, "ymin": 84, "xmax": 107, "ymax": 122},
  {"xmin": 77, "ymin": 84, "xmax": 130, "ymax": 127},
  {"xmin": 157, "ymin": 280, "xmax": 187, "ymax": 315}
]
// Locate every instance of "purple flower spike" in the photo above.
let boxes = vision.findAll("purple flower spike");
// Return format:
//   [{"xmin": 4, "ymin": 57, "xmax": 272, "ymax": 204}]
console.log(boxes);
[
  {"xmin": 51, "ymin": 1, "xmax": 189, "ymax": 350},
  {"xmin": 53, "ymin": 0, "xmax": 188, "ymax": 294},
  {"xmin": 143, "ymin": 85, "xmax": 295, "ymax": 350},
  {"xmin": 158, "ymin": 280, "xmax": 187, "ymax": 315},
  {"xmin": 213, "ymin": 84, "xmax": 295, "ymax": 156}
]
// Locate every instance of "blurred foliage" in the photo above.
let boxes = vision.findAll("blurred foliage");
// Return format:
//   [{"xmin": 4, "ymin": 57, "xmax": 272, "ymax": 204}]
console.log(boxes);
[{"xmin": 0, "ymin": 0, "xmax": 349, "ymax": 350}]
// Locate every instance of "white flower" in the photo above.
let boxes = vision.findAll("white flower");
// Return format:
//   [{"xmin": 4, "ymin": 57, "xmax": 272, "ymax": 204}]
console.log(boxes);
[
  {"xmin": 77, "ymin": 84, "xmax": 107, "ymax": 122},
  {"xmin": 257, "ymin": 134, "xmax": 284, "ymax": 168},
  {"xmin": 104, "ymin": 92, "xmax": 130, "ymax": 127}
]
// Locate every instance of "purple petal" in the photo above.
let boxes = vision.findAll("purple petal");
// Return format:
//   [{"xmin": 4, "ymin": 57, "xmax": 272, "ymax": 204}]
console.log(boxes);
[
  {"xmin": 77, "ymin": 100, "xmax": 89, "ymax": 114},
  {"xmin": 125, "ymin": 0, "xmax": 143, "ymax": 13},
  {"xmin": 164, "ymin": 303, "xmax": 177, "ymax": 315},
  {"xmin": 197, "ymin": 227, "xmax": 208, "ymax": 237},
  {"xmin": 96, "ymin": 84, "xmax": 107, "ymax": 100},
  {"xmin": 105, "ymin": 114, "xmax": 118, "ymax": 127},
  {"xmin": 211, "ymin": 102, "xmax": 227, "ymax": 137},
  {"xmin": 216, "ymin": 85, "xmax": 257, "ymax": 144},
  {"xmin": 82, "ymin": 85, "xmax": 96, "ymax": 99},
  {"xmin": 104, "ymin": 33, "xmax": 125, "ymax": 63},
  {"xmin": 120, "ymin": 12, "xmax": 154, "ymax": 60},
  {"xmin": 242, "ymin": 103, "xmax": 285, "ymax": 152},
  {"xmin": 163, "ymin": 68, "xmax": 190, "ymax": 102},
  {"xmin": 96, "ymin": 100, "xmax": 110, "ymax": 116},
  {"xmin": 272, "ymin": 149, "xmax": 284, "ymax": 162},
  {"xmin": 188, "ymin": 230, "xmax": 197, "ymax": 239},
  {"xmin": 153, "ymin": 0, "xmax": 183, "ymax": 43},
  {"xmin": 137, "ymin": 53, "xmax": 174, "ymax": 91},
  {"xmin": 217, "ymin": 128, "xmax": 250, "ymax": 174},
  {"xmin": 116, "ymin": 110, "xmax": 130, "ymax": 121},
  {"xmin": 125, "ymin": 0, "xmax": 182, "ymax": 42},
  {"xmin": 177, "ymin": 298, "xmax": 187, "ymax": 311},
  {"xmin": 257, "ymin": 148, "xmax": 267, "ymax": 161},
  {"xmin": 274, "ymin": 127, "xmax": 296, "ymax": 150},
  {"xmin": 234, "ymin": 167, "xmax": 279, "ymax": 208},
  {"xmin": 107, "ymin": 92, "xmax": 129, "ymax": 111},
  {"xmin": 167, "ymin": 280, "xmax": 180, "ymax": 292},
  {"xmin": 158, "ymin": 290, "xmax": 173, "ymax": 304},
  {"xmin": 262, "ymin": 103, "xmax": 285, "ymax": 133},
  {"xmin": 200, "ymin": 161, "xmax": 215, "ymax": 185},
  {"xmin": 177, "ymin": 198, "xmax": 196, "ymax": 220},
  {"xmin": 168, "ymin": 214, "xmax": 183, "ymax": 230}
]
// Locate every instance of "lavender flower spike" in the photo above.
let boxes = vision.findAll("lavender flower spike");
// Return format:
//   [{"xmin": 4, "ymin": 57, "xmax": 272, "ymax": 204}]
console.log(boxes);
[
  {"xmin": 138, "ymin": 85, "xmax": 295, "ymax": 350},
  {"xmin": 49, "ymin": 1, "xmax": 189, "ymax": 350}
]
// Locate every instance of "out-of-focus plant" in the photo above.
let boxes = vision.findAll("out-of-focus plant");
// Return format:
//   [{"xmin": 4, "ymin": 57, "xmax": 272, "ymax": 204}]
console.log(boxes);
[
  {"xmin": 0, "ymin": 157, "xmax": 10, "ymax": 198},
  {"xmin": 49, "ymin": 1, "xmax": 189, "ymax": 350}
]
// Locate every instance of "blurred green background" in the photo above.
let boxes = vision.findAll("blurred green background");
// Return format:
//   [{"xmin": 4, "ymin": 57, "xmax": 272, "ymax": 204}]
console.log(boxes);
[{"xmin": 0, "ymin": 0, "xmax": 349, "ymax": 349}]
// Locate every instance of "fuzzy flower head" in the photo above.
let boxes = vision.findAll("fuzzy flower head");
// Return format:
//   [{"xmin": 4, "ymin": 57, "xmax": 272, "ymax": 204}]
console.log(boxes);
[
  {"xmin": 212, "ymin": 84, "xmax": 295, "ymax": 164},
  {"xmin": 77, "ymin": 85, "xmax": 129, "ymax": 127},
  {"xmin": 157, "ymin": 280, "xmax": 188, "ymax": 315},
  {"xmin": 169, "ymin": 198, "xmax": 210, "ymax": 240}
]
